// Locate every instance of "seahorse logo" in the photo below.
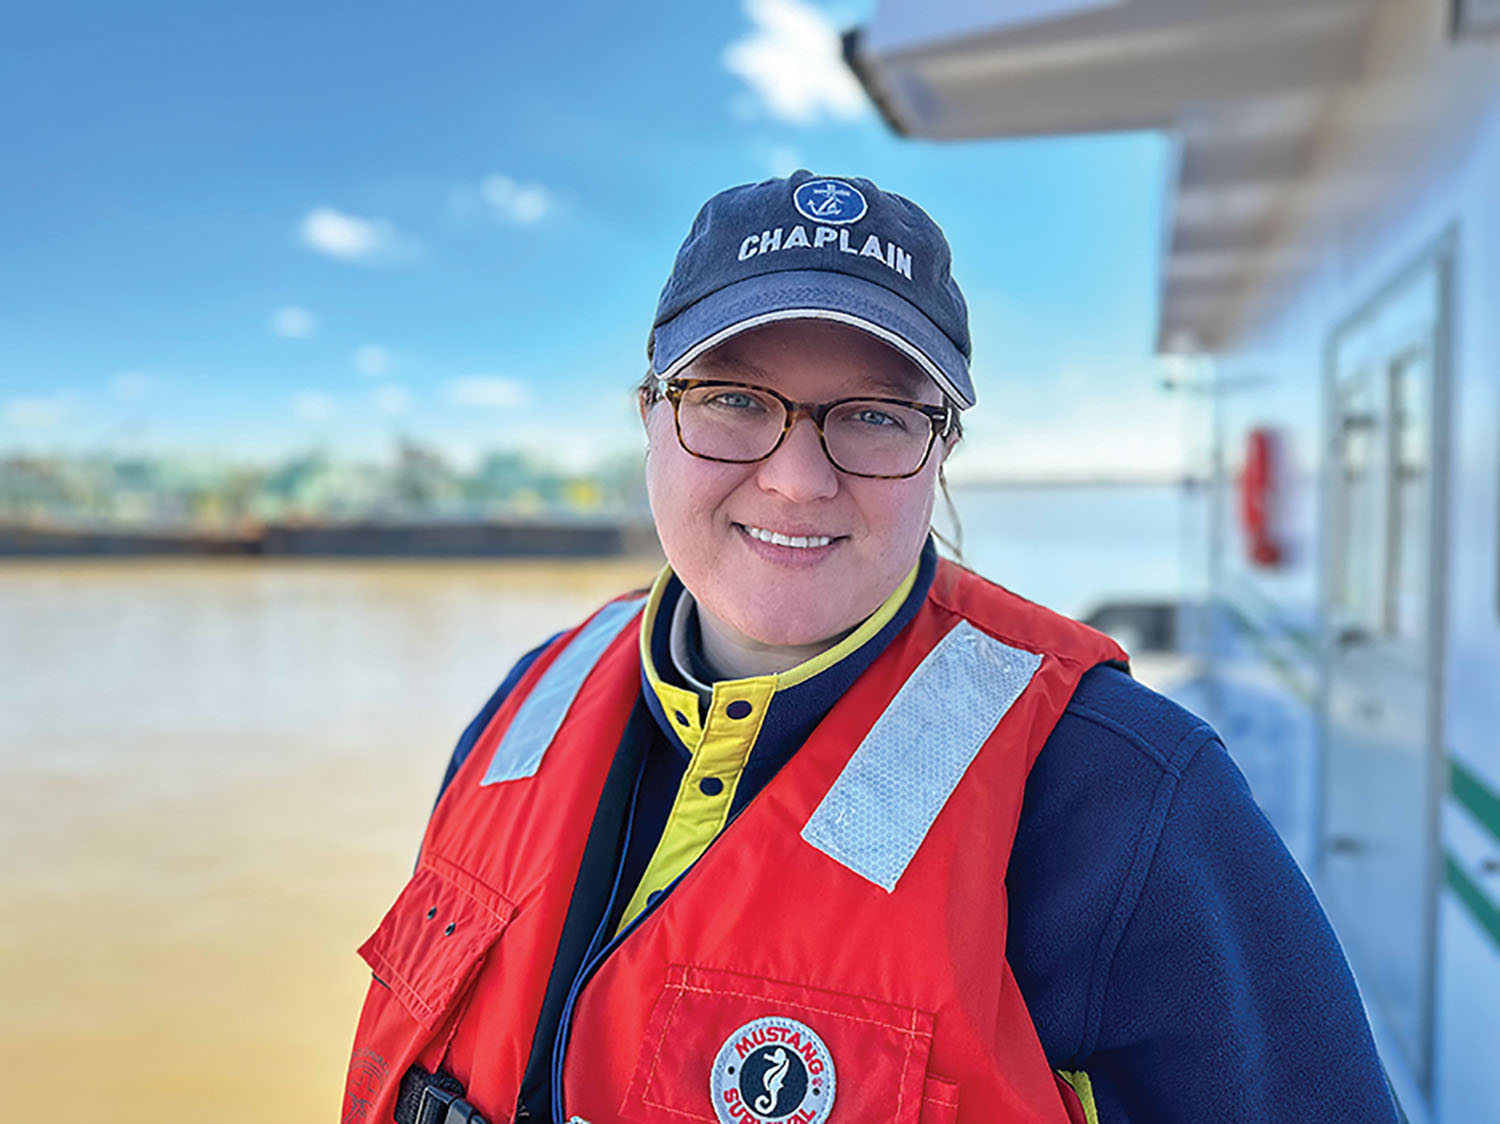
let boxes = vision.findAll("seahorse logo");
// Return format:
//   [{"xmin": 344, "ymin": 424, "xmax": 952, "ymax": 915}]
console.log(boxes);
[
  {"xmin": 709, "ymin": 1015, "xmax": 836, "ymax": 1124},
  {"xmin": 754, "ymin": 1047, "xmax": 790, "ymax": 1114}
]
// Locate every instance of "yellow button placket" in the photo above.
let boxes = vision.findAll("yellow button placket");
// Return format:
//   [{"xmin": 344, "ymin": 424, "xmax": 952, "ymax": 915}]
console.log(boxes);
[
  {"xmin": 655, "ymin": 681, "xmax": 704, "ymax": 754},
  {"xmin": 619, "ymin": 553, "xmax": 921, "ymax": 933},
  {"xmin": 616, "ymin": 675, "xmax": 776, "ymax": 932}
]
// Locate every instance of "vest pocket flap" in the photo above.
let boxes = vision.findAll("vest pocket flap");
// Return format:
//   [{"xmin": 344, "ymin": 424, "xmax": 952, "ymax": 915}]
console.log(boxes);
[
  {"xmin": 919, "ymin": 1075, "xmax": 960, "ymax": 1123},
  {"xmin": 624, "ymin": 964, "xmax": 936, "ymax": 1123},
  {"xmin": 357, "ymin": 856, "xmax": 516, "ymax": 1031}
]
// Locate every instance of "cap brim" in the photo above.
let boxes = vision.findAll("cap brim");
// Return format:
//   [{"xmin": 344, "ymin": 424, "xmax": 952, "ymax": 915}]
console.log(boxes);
[{"xmin": 651, "ymin": 269, "xmax": 975, "ymax": 408}]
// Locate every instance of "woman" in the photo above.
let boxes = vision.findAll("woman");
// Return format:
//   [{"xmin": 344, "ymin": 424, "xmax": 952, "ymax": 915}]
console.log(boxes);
[{"xmin": 344, "ymin": 172, "xmax": 1398, "ymax": 1124}]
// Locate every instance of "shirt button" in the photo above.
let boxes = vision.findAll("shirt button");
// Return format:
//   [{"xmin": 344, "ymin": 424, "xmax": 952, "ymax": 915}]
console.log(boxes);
[
  {"xmin": 725, "ymin": 699, "xmax": 752, "ymax": 719},
  {"xmin": 699, "ymin": 776, "xmax": 724, "ymax": 796},
  {"xmin": 647, "ymin": 890, "xmax": 663, "ymax": 906},
  {"xmin": 673, "ymin": 710, "xmax": 690, "ymax": 726}
]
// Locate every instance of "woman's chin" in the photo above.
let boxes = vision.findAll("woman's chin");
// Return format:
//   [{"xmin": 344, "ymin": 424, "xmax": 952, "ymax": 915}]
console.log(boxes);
[{"xmin": 731, "ymin": 605, "xmax": 860, "ymax": 654}]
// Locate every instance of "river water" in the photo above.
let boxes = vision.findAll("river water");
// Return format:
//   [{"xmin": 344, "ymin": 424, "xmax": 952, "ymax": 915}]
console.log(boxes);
[{"xmin": 0, "ymin": 484, "xmax": 1187, "ymax": 1121}]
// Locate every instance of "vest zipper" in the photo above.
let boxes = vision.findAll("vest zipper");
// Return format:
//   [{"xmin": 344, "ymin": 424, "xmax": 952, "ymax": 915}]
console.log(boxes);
[
  {"xmin": 549, "ymin": 857, "xmax": 694, "ymax": 1122},
  {"xmin": 548, "ymin": 744, "xmax": 777, "ymax": 1118},
  {"xmin": 548, "ymin": 755, "xmax": 653, "ymax": 1123}
]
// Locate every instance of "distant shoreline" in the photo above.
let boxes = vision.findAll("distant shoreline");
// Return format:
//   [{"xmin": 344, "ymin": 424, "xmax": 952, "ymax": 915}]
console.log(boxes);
[
  {"xmin": 1, "ymin": 479, "xmax": 1196, "ymax": 557},
  {"xmin": 0, "ymin": 518, "xmax": 660, "ymax": 559}
]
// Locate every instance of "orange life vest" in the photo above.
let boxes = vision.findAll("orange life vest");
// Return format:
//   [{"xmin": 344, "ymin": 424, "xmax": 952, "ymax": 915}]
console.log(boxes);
[{"xmin": 344, "ymin": 559, "xmax": 1126, "ymax": 1123}]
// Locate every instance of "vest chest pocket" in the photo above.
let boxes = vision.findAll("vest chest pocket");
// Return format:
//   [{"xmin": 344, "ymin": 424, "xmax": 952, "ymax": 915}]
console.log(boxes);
[
  {"xmin": 358, "ymin": 853, "xmax": 517, "ymax": 1032},
  {"xmin": 620, "ymin": 964, "xmax": 959, "ymax": 1124}
]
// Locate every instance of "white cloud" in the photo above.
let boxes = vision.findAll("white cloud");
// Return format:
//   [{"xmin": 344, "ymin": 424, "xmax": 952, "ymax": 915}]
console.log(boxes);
[
  {"xmin": 270, "ymin": 306, "xmax": 317, "ymax": 338},
  {"xmin": 298, "ymin": 207, "xmax": 413, "ymax": 265},
  {"xmin": 481, "ymin": 175, "xmax": 551, "ymax": 224},
  {"xmin": 724, "ymin": 0, "xmax": 868, "ymax": 125},
  {"xmin": 3, "ymin": 392, "xmax": 77, "ymax": 429},
  {"xmin": 372, "ymin": 385, "xmax": 411, "ymax": 416},
  {"xmin": 353, "ymin": 344, "xmax": 392, "ymax": 378},
  {"xmin": 443, "ymin": 375, "xmax": 527, "ymax": 409},
  {"xmin": 110, "ymin": 371, "xmax": 154, "ymax": 401},
  {"xmin": 291, "ymin": 390, "xmax": 337, "ymax": 422}
]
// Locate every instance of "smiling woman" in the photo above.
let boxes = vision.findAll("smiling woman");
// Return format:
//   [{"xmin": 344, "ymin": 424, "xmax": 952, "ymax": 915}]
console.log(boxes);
[{"xmin": 343, "ymin": 172, "xmax": 1398, "ymax": 1124}]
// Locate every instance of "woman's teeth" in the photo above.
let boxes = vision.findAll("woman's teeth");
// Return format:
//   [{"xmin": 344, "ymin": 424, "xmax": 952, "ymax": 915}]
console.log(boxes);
[{"xmin": 743, "ymin": 525, "xmax": 834, "ymax": 549}]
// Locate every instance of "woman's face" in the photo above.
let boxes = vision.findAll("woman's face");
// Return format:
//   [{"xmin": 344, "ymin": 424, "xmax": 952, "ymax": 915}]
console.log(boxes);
[{"xmin": 642, "ymin": 319, "xmax": 948, "ymax": 655}]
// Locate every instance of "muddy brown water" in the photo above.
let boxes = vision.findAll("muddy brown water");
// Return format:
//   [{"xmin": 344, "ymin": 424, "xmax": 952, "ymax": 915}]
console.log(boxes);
[{"xmin": 0, "ymin": 558, "xmax": 660, "ymax": 1123}]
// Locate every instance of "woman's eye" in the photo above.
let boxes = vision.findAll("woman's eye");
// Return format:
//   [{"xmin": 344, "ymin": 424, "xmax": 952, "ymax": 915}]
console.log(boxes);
[
  {"xmin": 850, "ymin": 407, "xmax": 906, "ymax": 430},
  {"xmin": 704, "ymin": 391, "xmax": 763, "ymax": 411}
]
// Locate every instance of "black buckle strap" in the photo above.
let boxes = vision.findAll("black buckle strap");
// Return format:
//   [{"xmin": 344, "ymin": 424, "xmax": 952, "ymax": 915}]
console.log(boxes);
[{"xmin": 395, "ymin": 1065, "xmax": 490, "ymax": 1124}]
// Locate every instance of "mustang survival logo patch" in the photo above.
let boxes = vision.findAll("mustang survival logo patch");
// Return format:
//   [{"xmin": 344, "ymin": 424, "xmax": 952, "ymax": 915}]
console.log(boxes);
[{"xmin": 710, "ymin": 1016, "xmax": 837, "ymax": 1124}]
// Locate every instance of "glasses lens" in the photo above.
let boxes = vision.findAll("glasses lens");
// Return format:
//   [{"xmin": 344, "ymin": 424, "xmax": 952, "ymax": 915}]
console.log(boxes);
[
  {"xmin": 677, "ymin": 383, "xmax": 787, "ymax": 462},
  {"xmin": 824, "ymin": 400, "xmax": 934, "ymax": 476}
]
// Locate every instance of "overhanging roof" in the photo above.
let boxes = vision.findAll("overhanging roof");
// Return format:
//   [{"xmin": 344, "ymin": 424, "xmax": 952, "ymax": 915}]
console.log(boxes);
[{"xmin": 845, "ymin": 0, "xmax": 1383, "ymax": 351}]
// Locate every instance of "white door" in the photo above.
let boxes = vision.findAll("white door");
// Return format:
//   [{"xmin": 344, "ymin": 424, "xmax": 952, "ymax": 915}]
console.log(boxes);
[{"xmin": 1320, "ymin": 250, "xmax": 1449, "ymax": 1094}]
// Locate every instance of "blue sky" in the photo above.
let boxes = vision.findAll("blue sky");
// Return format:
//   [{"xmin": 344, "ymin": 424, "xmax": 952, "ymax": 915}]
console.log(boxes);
[{"xmin": 0, "ymin": 0, "xmax": 1183, "ymax": 478}]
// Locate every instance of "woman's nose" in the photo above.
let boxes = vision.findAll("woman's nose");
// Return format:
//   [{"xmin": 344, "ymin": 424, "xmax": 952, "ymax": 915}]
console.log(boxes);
[{"xmin": 754, "ymin": 415, "xmax": 840, "ymax": 502}]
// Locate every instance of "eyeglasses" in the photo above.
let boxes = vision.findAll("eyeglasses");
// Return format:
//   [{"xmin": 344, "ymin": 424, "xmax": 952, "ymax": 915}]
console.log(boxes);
[{"xmin": 655, "ymin": 378, "xmax": 953, "ymax": 479}]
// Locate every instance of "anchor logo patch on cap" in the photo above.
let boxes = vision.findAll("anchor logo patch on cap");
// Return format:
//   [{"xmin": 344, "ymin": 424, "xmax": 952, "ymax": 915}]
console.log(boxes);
[
  {"xmin": 792, "ymin": 178, "xmax": 867, "ymax": 225},
  {"xmin": 710, "ymin": 1016, "xmax": 836, "ymax": 1124}
]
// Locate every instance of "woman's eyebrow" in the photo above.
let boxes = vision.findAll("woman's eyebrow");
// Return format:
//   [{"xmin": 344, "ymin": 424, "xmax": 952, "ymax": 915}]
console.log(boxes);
[
  {"xmin": 861, "ymin": 371, "xmax": 926, "ymax": 397},
  {"xmin": 693, "ymin": 351, "xmax": 771, "ymax": 381},
  {"xmin": 697, "ymin": 353, "xmax": 925, "ymax": 399}
]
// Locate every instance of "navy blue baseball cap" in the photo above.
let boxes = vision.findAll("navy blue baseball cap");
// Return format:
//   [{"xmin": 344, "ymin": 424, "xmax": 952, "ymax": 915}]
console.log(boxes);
[{"xmin": 649, "ymin": 170, "xmax": 975, "ymax": 408}]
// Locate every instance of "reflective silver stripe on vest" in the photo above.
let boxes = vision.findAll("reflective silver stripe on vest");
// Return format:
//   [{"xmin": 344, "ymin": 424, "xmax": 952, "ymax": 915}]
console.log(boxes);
[
  {"xmin": 800, "ymin": 620, "xmax": 1043, "ymax": 891},
  {"xmin": 482, "ymin": 596, "xmax": 646, "ymax": 785}
]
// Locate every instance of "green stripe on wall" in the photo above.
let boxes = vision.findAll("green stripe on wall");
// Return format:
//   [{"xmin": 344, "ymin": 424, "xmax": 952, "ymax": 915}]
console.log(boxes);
[
  {"xmin": 1451, "ymin": 757, "xmax": 1500, "ymax": 849},
  {"xmin": 1446, "ymin": 853, "xmax": 1500, "ymax": 954}
]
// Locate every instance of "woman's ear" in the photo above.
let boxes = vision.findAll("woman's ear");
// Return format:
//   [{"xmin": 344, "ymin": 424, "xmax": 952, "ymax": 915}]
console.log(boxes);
[
  {"xmin": 938, "ymin": 406, "xmax": 963, "ymax": 461},
  {"xmin": 938, "ymin": 430, "xmax": 960, "ymax": 464}
]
